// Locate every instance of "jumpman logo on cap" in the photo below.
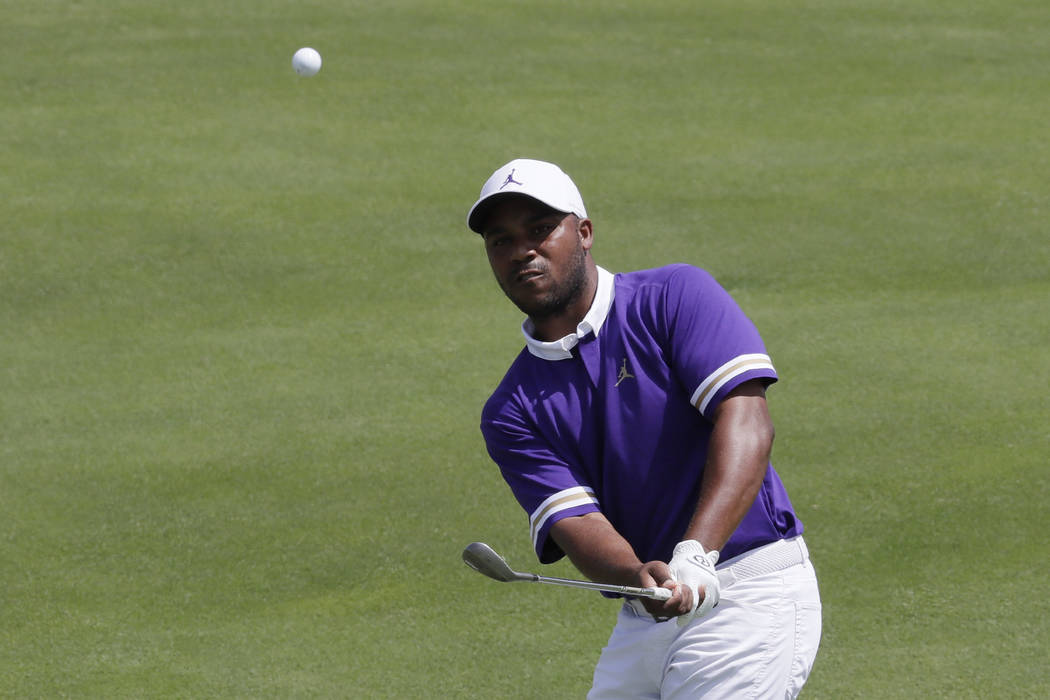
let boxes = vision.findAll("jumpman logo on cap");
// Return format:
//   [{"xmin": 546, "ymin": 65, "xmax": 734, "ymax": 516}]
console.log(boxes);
[{"xmin": 499, "ymin": 169, "xmax": 523, "ymax": 190}]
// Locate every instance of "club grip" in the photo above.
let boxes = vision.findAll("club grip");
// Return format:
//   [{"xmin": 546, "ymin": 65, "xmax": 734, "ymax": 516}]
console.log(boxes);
[{"xmin": 648, "ymin": 587, "xmax": 672, "ymax": 601}]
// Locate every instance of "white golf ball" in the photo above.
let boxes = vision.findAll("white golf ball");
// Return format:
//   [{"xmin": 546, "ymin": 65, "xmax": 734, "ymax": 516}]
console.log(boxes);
[{"xmin": 292, "ymin": 47, "xmax": 322, "ymax": 77}]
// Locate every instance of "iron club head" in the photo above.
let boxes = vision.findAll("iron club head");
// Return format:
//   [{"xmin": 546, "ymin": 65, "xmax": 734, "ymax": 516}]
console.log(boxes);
[{"xmin": 462, "ymin": 542, "xmax": 530, "ymax": 582}]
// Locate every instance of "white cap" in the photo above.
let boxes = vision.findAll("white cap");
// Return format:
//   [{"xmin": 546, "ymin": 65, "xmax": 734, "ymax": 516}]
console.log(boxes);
[{"xmin": 467, "ymin": 158, "xmax": 588, "ymax": 234}]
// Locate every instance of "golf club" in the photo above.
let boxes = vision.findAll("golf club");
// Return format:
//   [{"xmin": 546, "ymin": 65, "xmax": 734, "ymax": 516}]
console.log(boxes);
[{"xmin": 462, "ymin": 541, "xmax": 672, "ymax": 600}]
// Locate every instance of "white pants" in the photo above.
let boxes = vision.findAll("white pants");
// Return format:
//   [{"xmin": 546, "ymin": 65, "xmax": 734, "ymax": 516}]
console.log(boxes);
[{"xmin": 588, "ymin": 537, "xmax": 821, "ymax": 700}]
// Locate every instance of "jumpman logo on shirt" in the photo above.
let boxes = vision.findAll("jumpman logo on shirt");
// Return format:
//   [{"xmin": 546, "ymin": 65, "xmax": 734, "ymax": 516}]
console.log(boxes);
[
  {"xmin": 615, "ymin": 358, "xmax": 635, "ymax": 387},
  {"xmin": 499, "ymin": 169, "xmax": 523, "ymax": 190}
]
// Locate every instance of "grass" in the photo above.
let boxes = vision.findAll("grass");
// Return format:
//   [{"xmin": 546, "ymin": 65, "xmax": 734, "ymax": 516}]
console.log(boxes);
[{"xmin": 2, "ymin": 0, "xmax": 1048, "ymax": 696}]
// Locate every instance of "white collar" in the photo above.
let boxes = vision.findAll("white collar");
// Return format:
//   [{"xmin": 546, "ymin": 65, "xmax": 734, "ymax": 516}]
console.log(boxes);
[{"xmin": 521, "ymin": 266, "xmax": 615, "ymax": 361}]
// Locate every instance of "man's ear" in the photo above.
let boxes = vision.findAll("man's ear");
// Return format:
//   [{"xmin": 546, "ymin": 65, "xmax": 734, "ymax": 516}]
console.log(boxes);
[{"xmin": 577, "ymin": 218, "xmax": 594, "ymax": 251}]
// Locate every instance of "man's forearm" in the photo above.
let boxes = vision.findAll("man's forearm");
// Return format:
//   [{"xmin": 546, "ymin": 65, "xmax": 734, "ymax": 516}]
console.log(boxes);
[
  {"xmin": 551, "ymin": 511, "xmax": 693, "ymax": 619},
  {"xmin": 684, "ymin": 381, "xmax": 774, "ymax": 552},
  {"xmin": 549, "ymin": 511, "xmax": 645, "ymax": 586}
]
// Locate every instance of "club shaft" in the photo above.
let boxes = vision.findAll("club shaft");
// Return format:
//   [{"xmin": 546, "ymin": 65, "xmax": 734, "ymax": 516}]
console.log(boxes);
[{"xmin": 524, "ymin": 573, "xmax": 670, "ymax": 600}]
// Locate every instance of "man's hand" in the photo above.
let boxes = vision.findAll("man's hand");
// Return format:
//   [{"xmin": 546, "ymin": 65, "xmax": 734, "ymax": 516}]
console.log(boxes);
[
  {"xmin": 668, "ymin": 540, "xmax": 721, "ymax": 626},
  {"xmin": 633, "ymin": 561, "xmax": 692, "ymax": 619}
]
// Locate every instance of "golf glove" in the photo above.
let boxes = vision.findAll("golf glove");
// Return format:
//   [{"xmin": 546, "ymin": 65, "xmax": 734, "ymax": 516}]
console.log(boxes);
[{"xmin": 669, "ymin": 539, "xmax": 720, "ymax": 626}]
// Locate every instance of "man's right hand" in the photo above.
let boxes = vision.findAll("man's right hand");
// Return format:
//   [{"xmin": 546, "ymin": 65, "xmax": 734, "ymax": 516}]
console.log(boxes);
[{"xmin": 634, "ymin": 560, "xmax": 695, "ymax": 619}]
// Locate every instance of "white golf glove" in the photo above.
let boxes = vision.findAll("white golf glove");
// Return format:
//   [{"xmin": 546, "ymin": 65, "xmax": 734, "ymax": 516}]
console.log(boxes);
[{"xmin": 668, "ymin": 539, "xmax": 720, "ymax": 626}]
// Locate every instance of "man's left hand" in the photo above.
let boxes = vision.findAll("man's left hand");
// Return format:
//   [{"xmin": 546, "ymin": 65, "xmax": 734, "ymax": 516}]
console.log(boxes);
[{"xmin": 668, "ymin": 539, "xmax": 720, "ymax": 626}]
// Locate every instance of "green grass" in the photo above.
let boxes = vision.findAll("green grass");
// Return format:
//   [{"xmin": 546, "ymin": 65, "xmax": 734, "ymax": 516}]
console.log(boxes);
[{"xmin": 2, "ymin": 0, "xmax": 1048, "ymax": 696}]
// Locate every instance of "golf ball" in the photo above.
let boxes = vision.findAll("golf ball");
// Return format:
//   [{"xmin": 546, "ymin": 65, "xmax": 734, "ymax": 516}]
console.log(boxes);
[{"xmin": 292, "ymin": 47, "xmax": 322, "ymax": 77}]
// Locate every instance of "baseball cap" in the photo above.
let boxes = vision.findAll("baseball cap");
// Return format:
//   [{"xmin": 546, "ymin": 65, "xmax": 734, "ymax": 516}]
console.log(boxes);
[{"xmin": 467, "ymin": 158, "xmax": 588, "ymax": 234}]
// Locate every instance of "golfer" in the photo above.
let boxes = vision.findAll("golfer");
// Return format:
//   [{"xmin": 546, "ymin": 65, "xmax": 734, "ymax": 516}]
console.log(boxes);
[{"xmin": 467, "ymin": 158, "xmax": 822, "ymax": 698}]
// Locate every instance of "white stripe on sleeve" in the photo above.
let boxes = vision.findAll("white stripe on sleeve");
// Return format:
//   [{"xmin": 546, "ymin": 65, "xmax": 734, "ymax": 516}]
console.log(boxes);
[
  {"xmin": 529, "ymin": 486, "xmax": 599, "ymax": 551},
  {"xmin": 690, "ymin": 353, "xmax": 775, "ymax": 415}
]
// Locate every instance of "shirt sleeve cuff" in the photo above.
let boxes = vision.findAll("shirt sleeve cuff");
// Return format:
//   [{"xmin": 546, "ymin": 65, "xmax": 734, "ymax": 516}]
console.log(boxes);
[
  {"xmin": 530, "ymin": 487, "xmax": 600, "ymax": 563},
  {"xmin": 690, "ymin": 354, "xmax": 777, "ymax": 416}
]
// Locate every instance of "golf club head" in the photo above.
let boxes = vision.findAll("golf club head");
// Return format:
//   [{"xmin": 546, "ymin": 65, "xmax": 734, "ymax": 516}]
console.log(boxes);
[{"xmin": 462, "ymin": 542, "xmax": 523, "ymax": 582}]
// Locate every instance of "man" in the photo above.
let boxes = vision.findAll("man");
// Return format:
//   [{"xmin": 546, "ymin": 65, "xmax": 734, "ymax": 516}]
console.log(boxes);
[{"xmin": 467, "ymin": 158, "xmax": 821, "ymax": 698}]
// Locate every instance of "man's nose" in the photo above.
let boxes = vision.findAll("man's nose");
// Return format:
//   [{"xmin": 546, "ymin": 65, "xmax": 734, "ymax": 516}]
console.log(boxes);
[{"xmin": 510, "ymin": 238, "xmax": 537, "ymax": 263}]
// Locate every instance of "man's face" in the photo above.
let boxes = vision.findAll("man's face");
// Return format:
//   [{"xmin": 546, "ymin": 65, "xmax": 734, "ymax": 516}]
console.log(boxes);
[{"xmin": 481, "ymin": 195, "xmax": 593, "ymax": 320}]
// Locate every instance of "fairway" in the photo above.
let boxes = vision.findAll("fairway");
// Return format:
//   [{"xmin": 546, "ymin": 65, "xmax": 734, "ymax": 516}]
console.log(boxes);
[{"xmin": 3, "ymin": 1, "xmax": 1048, "ymax": 697}]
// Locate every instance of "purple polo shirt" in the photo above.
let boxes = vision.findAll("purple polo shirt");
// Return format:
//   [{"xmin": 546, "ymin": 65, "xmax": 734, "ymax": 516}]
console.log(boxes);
[{"xmin": 481, "ymin": 264, "xmax": 802, "ymax": 565}]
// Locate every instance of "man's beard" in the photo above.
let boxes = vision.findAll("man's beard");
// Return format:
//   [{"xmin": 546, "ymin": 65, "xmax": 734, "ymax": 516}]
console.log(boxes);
[{"xmin": 500, "ymin": 243, "xmax": 588, "ymax": 321}]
